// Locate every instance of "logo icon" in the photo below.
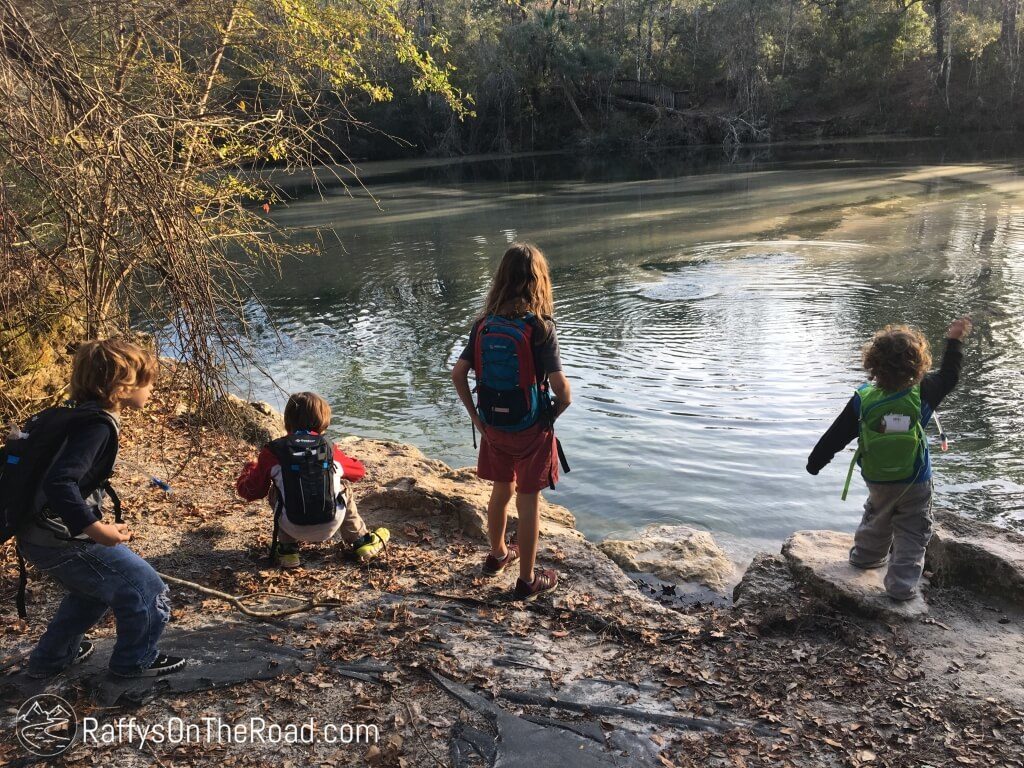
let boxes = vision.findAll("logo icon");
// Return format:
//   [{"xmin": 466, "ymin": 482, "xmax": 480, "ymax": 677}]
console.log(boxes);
[{"xmin": 15, "ymin": 694, "xmax": 77, "ymax": 757}]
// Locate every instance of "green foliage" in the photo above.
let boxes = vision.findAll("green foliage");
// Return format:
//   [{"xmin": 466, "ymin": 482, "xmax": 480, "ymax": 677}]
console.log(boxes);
[
  {"xmin": 953, "ymin": 11, "xmax": 1001, "ymax": 61},
  {"xmin": 0, "ymin": 0, "xmax": 466, "ymax": 414},
  {"xmin": 356, "ymin": 0, "xmax": 1024, "ymax": 156}
]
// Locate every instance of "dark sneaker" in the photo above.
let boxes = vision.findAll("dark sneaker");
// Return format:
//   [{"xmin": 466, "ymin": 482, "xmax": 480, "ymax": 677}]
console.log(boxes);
[
  {"xmin": 512, "ymin": 568, "xmax": 558, "ymax": 601},
  {"xmin": 27, "ymin": 640, "xmax": 95, "ymax": 679},
  {"xmin": 272, "ymin": 542, "xmax": 301, "ymax": 569},
  {"xmin": 482, "ymin": 544, "xmax": 520, "ymax": 576},
  {"xmin": 111, "ymin": 654, "xmax": 187, "ymax": 678},
  {"xmin": 74, "ymin": 640, "xmax": 95, "ymax": 666}
]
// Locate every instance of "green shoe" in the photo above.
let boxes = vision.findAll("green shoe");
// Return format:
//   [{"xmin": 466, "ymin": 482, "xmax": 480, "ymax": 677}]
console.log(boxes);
[
  {"xmin": 354, "ymin": 528, "xmax": 390, "ymax": 563},
  {"xmin": 272, "ymin": 542, "xmax": 301, "ymax": 569}
]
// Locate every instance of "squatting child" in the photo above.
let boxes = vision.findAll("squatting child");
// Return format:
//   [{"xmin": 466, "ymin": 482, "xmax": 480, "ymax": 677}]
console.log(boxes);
[
  {"xmin": 236, "ymin": 392, "xmax": 388, "ymax": 568},
  {"xmin": 13, "ymin": 339, "xmax": 185, "ymax": 678}
]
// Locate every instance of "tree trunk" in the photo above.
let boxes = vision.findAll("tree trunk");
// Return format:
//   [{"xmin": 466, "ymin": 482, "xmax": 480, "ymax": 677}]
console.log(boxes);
[
  {"xmin": 782, "ymin": 0, "xmax": 795, "ymax": 77},
  {"xmin": 636, "ymin": 4, "xmax": 643, "ymax": 81},
  {"xmin": 561, "ymin": 76, "xmax": 592, "ymax": 134},
  {"xmin": 178, "ymin": 2, "xmax": 239, "ymax": 184},
  {"xmin": 932, "ymin": 0, "xmax": 952, "ymax": 110},
  {"xmin": 1002, "ymin": 0, "xmax": 1020, "ymax": 100}
]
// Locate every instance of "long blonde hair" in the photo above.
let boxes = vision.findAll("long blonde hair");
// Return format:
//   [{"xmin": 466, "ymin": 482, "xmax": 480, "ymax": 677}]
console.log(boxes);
[{"xmin": 481, "ymin": 243, "xmax": 554, "ymax": 320}]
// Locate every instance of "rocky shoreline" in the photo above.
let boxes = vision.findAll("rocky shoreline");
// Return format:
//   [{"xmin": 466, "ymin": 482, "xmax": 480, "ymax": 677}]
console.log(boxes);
[{"xmin": 1, "ymin": 388, "xmax": 1022, "ymax": 766}]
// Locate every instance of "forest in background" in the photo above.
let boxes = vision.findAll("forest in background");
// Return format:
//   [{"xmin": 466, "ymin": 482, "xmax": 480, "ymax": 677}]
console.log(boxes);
[
  {"xmin": 353, "ymin": 0, "xmax": 1024, "ymax": 156},
  {"xmin": 2, "ymin": 0, "xmax": 1022, "ymax": 419}
]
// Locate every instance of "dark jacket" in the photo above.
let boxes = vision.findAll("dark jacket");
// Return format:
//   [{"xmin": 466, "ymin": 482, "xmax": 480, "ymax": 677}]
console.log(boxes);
[
  {"xmin": 19, "ymin": 402, "xmax": 119, "ymax": 544},
  {"xmin": 806, "ymin": 338, "xmax": 963, "ymax": 481}
]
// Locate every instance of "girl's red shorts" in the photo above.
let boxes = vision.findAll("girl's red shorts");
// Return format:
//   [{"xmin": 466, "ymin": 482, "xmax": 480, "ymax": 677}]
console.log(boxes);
[{"xmin": 476, "ymin": 423, "xmax": 558, "ymax": 494}]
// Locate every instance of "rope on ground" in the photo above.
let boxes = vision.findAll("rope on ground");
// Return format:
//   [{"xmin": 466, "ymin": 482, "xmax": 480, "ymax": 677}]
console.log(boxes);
[{"xmin": 156, "ymin": 572, "xmax": 345, "ymax": 619}]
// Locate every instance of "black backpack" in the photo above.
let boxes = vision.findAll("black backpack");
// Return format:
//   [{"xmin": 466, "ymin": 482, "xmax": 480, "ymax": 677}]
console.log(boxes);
[
  {"xmin": 266, "ymin": 432, "xmax": 338, "ymax": 556},
  {"xmin": 1, "ymin": 405, "xmax": 120, "ymax": 617}
]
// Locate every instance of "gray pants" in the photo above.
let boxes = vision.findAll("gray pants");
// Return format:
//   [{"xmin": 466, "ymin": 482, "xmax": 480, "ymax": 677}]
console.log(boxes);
[{"xmin": 849, "ymin": 481, "xmax": 933, "ymax": 600}]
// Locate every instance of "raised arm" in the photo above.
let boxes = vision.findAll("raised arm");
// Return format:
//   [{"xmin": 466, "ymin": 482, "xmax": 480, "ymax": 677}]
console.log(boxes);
[{"xmin": 920, "ymin": 316, "xmax": 971, "ymax": 410}]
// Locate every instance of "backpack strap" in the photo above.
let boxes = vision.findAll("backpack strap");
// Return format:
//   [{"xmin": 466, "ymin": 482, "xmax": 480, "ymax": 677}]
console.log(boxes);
[
  {"xmin": 269, "ymin": 495, "xmax": 282, "ymax": 559},
  {"xmin": 843, "ymin": 388, "xmax": 867, "ymax": 500},
  {"xmin": 841, "ymin": 447, "xmax": 860, "ymax": 501},
  {"xmin": 266, "ymin": 437, "xmax": 286, "ymax": 558},
  {"xmin": 556, "ymin": 438, "xmax": 570, "ymax": 475},
  {"xmin": 548, "ymin": 437, "xmax": 571, "ymax": 491},
  {"xmin": 515, "ymin": 316, "xmax": 538, "ymax": 391},
  {"xmin": 527, "ymin": 316, "xmax": 556, "ymax": 420},
  {"xmin": 101, "ymin": 481, "xmax": 122, "ymax": 524},
  {"xmin": 15, "ymin": 544, "xmax": 27, "ymax": 619},
  {"xmin": 471, "ymin": 316, "xmax": 486, "ymax": 379}
]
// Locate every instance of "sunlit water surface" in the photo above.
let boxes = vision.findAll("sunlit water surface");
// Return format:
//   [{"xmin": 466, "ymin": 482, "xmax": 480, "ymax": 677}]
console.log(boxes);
[{"xmin": 234, "ymin": 142, "xmax": 1024, "ymax": 554}]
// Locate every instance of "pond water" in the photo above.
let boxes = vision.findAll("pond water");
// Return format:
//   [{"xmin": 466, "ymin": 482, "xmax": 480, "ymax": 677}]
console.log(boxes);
[{"xmin": 239, "ymin": 140, "xmax": 1024, "ymax": 552}]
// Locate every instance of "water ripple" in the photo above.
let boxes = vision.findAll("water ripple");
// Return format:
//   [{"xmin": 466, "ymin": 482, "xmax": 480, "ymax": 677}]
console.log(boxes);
[{"xmin": 226, "ymin": 155, "xmax": 1024, "ymax": 543}]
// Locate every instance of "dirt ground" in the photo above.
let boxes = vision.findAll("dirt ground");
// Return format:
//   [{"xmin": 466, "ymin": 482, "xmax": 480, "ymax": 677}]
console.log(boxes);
[{"xmin": 1, "ymin": 384, "xmax": 1022, "ymax": 767}]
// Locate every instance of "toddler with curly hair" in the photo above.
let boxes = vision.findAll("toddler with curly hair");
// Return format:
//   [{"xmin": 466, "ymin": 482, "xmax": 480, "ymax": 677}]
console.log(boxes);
[{"xmin": 806, "ymin": 317, "xmax": 972, "ymax": 601}]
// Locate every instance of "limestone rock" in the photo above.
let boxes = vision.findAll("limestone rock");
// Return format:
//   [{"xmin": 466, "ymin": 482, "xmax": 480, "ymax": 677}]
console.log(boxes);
[
  {"xmin": 599, "ymin": 525, "xmax": 734, "ymax": 591},
  {"xmin": 208, "ymin": 394, "xmax": 286, "ymax": 446},
  {"xmin": 360, "ymin": 474, "xmax": 491, "ymax": 540},
  {"xmin": 783, "ymin": 530, "xmax": 927, "ymax": 620},
  {"xmin": 732, "ymin": 553, "xmax": 802, "ymax": 622},
  {"xmin": 344, "ymin": 437, "xmax": 676, "ymax": 625},
  {"xmin": 927, "ymin": 511, "xmax": 1024, "ymax": 605},
  {"xmin": 350, "ymin": 438, "xmax": 576, "ymax": 538}
]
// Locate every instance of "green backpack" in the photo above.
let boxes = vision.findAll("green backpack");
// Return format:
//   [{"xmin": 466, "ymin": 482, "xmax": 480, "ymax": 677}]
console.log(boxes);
[{"xmin": 842, "ymin": 383, "xmax": 926, "ymax": 500}]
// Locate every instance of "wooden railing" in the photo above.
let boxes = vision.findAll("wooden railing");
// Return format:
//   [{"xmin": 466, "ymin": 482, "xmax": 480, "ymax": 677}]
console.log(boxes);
[{"xmin": 612, "ymin": 79, "xmax": 689, "ymax": 110}]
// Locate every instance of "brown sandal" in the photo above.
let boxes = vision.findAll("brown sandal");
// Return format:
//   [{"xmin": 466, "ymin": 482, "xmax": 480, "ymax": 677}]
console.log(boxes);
[{"xmin": 482, "ymin": 544, "xmax": 520, "ymax": 576}]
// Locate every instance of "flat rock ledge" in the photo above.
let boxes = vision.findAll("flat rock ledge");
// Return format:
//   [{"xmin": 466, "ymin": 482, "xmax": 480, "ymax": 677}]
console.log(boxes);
[
  {"xmin": 732, "ymin": 553, "xmax": 804, "ymax": 624},
  {"xmin": 598, "ymin": 524, "xmax": 734, "ymax": 592},
  {"xmin": 927, "ymin": 510, "xmax": 1024, "ymax": 606},
  {"xmin": 782, "ymin": 530, "xmax": 928, "ymax": 621}
]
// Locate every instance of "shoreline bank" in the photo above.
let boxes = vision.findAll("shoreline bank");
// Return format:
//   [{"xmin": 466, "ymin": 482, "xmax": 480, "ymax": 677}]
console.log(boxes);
[
  {"xmin": 1, "ymin": 389, "xmax": 1022, "ymax": 766},
  {"xmin": 266, "ymin": 133, "xmax": 1024, "ymax": 199}
]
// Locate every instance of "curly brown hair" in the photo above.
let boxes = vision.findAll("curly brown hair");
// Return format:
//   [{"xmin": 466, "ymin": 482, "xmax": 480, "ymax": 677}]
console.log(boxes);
[
  {"xmin": 70, "ymin": 338, "xmax": 158, "ymax": 408},
  {"xmin": 861, "ymin": 325, "xmax": 932, "ymax": 393}
]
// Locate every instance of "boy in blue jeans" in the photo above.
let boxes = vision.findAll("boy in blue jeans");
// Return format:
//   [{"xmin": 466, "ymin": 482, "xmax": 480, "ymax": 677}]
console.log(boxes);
[{"xmin": 14, "ymin": 339, "xmax": 186, "ymax": 678}]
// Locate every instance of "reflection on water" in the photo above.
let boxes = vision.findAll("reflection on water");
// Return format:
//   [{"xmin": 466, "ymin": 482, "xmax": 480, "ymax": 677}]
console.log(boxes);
[{"xmin": 237, "ymin": 143, "xmax": 1024, "ymax": 547}]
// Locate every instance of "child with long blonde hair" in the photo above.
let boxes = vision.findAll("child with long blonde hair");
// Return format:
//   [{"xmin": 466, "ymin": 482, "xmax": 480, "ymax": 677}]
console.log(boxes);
[{"xmin": 452, "ymin": 243, "xmax": 571, "ymax": 600}]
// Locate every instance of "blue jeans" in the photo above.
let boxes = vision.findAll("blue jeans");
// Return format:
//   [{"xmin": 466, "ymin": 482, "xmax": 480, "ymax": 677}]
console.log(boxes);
[{"xmin": 20, "ymin": 541, "xmax": 170, "ymax": 675}]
